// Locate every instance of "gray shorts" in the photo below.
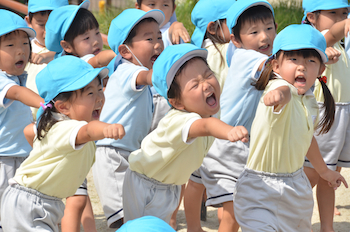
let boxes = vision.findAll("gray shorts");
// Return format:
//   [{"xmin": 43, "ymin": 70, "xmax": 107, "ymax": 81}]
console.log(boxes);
[
  {"xmin": 74, "ymin": 178, "xmax": 88, "ymax": 196},
  {"xmin": 305, "ymin": 103, "xmax": 350, "ymax": 170},
  {"xmin": 149, "ymin": 94, "xmax": 171, "ymax": 132},
  {"xmin": 92, "ymin": 146, "xmax": 130, "ymax": 227},
  {"xmin": 189, "ymin": 139, "xmax": 249, "ymax": 207},
  {"xmin": 234, "ymin": 168, "xmax": 313, "ymax": 232},
  {"xmin": 0, "ymin": 156, "xmax": 26, "ymax": 231},
  {"xmin": 1, "ymin": 184, "xmax": 65, "ymax": 232},
  {"xmin": 123, "ymin": 168, "xmax": 181, "ymax": 224}
]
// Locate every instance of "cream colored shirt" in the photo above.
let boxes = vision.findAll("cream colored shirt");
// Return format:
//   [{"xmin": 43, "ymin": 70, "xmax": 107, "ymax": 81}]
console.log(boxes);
[
  {"xmin": 129, "ymin": 109, "xmax": 215, "ymax": 185},
  {"xmin": 247, "ymin": 78, "xmax": 319, "ymax": 173},
  {"xmin": 14, "ymin": 119, "xmax": 95, "ymax": 198},
  {"xmin": 204, "ymin": 39, "xmax": 229, "ymax": 92},
  {"xmin": 314, "ymin": 30, "xmax": 350, "ymax": 103}
]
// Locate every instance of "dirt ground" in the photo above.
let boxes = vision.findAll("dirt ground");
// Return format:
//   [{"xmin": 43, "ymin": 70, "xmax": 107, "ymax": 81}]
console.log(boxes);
[{"xmin": 85, "ymin": 168, "xmax": 350, "ymax": 232}]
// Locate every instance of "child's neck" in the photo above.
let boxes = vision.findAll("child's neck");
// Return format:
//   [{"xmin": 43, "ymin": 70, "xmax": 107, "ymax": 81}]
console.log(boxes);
[{"xmin": 33, "ymin": 38, "xmax": 46, "ymax": 49}]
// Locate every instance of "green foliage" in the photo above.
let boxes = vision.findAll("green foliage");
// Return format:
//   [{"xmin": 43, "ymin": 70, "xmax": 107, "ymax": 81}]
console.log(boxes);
[
  {"xmin": 175, "ymin": 0, "xmax": 198, "ymax": 37},
  {"xmin": 273, "ymin": 1, "xmax": 304, "ymax": 33}
]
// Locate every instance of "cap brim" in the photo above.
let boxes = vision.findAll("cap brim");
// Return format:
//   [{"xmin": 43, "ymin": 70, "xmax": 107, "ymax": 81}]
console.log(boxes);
[
  {"xmin": 270, "ymin": 44, "xmax": 328, "ymax": 63},
  {"xmin": 0, "ymin": 26, "xmax": 36, "ymax": 38}
]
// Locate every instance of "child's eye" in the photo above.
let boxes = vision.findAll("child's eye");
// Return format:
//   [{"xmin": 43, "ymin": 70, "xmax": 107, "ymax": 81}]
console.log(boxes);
[
  {"xmin": 250, "ymin": 31, "xmax": 257, "ymax": 35},
  {"xmin": 39, "ymin": 24, "xmax": 45, "ymax": 27},
  {"xmin": 148, "ymin": 3, "xmax": 155, "ymax": 7},
  {"xmin": 96, "ymin": 31, "xmax": 100, "ymax": 35},
  {"xmin": 267, "ymin": 27, "xmax": 273, "ymax": 31},
  {"xmin": 158, "ymin": 36, "xmax": 162, "ymax": 40},
  {"xmin": 84, "ymin": 37, "xmax": 90, "ymax": 40},
  {"xmin": 6, "ymin": 44, "xmax": 14, "ymax": 47},
  {"xmin": 163, "ymin": 4, "xmax": 169, "ymax": 7},
  {"xmin": 147, "ymin": 38, "xmax": 153, "ymax": 41},
  {"xmin": 308, "ymin": 59, "xmax": 316, "ymax": 63}
]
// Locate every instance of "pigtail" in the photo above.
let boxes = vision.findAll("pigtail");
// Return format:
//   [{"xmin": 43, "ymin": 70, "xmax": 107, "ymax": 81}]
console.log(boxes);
[
  {"xmin": 315, "ymin": 76, "xmax": 335, "ymax": 135},
  {"xmin": 204, "ymin": 19, "xmax": 227, "ymax": 68},
  {"xmin": 254, "ymin": 59, "xmax": 276, "ymax": 90},
  {"xmin": 37, "ymin": 100, "xmax": 58, "ymax": 141}
]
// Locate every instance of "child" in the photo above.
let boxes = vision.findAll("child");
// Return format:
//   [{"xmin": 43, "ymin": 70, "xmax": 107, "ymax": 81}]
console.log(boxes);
[
  {"xmin": 44, "ymin": 1, "xmax": 115, "ymax": 231},
  {"xmin": 45, "ymin": 0, "xmax": 115, "ymax": 69},
  {"xmin": 135, "ymin": 0, "xmax": 190, "ymax": 47},
  {"xmin": 0, "ymin": 9, "xmax": 43, "ymax": 231},
  {"xmin": 185, "ymin": 1, "xmax": 277, "ymax": 231},
  {"xmin": 302, "ymin": 0, "xmax": 350, "ymax": 230},
  {"xmin": 0, "ymin": 55, "xmax": 124, "ymax": 232},
  {"xmin": 122, "ymin": 43, "xmax": 249, "ymax": 224},
  {"xmin": 93, "ymin": 9, "xmax": 165, "ymax": 228},
  {"xmin": 233, "ymin": 24, "xmax": 348, "ymax": 231},
  {"xmin": 24, "ymin": 0, "xmax": 68, "ymax": 120}
]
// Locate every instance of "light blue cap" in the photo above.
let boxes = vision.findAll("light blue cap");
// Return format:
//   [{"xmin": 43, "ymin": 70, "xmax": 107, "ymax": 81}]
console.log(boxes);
[
  {"xmin": 118, "ymin": 216, "xmax": 176, "ymax": 232},
  {"xmin": 152, "ymin": 44, "xmax": 207, "ymax": 105},
  {"xmin": 107, "ymin": 8, "xmax": 164, "ymax": 76},
  {"xmin": 108, "ymin": 9, "xmax": 164, "ymax": 54},
  {"xmin": 271, "ymin": 24, "xmax": 328, "ymax": 63},
  {"xmin": 28, "ymin": 0, "xmax": 68, "ymax": 14},
  {"xmin": 36, "ymin": 55, "xmax": 108, "ymax": 119},
  {"xmin": 226, "ymin": 0, "xmax": 274, "ymax": 34},
  {"xmin": 45, "ymin": 0, "xmax": 90, "ymax": 53},
  {"xmin": 302, "ymin": 0, "xmax": 349, "ymax": 22},
  {"xmin": 0, "ymin": 9, "xmax": 35, "ymax": 38},
  {"xmin": 191, "ymin": 0, "xmax": 235, "ymax": 47}
]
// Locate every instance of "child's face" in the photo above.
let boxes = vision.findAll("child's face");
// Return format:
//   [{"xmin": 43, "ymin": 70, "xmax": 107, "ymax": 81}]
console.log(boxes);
[
  {"xmin": 66, "ymin": 27, "xmax": 103, "ymax": 57},
  {"xmin": 310, "ymin": 8, "xmax": 348, "ymax": 32},
  {"xmin": 272, "ymin": 53, "xmax": 325, "ymax": 95},
  {"xmin": 128, "ymin": 20, "xmax": 164, "ymax": 69},
  {"xmin": 26, "ymin": 12, "xmax": 49, "ymax": 47},
  {"xmin": 66, "ymin": 77, "xmax": 105, "ymax": 122},
  {"xmin": 173, "ymin": 58, "xmax": 221, "ymax": 118},
  {"xmin": 0, "ymin": 31, "xmax": 30, "ymax": 76},
  {"xmin": 232, "ymin": 18, "xmax": 276, "ymax": 56},
  {"xmin": 136, "ymin": 0, "xmax": 175, "ymax": 28}
]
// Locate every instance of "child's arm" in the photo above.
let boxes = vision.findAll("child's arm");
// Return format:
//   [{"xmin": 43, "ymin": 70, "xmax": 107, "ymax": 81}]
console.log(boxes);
[
  {"xmin": 135, "ymin": 70, "xmax": 153, "ymax": 86},
  {"xmin": 75, "ymin": 121, "xmax": 125, "ymax": 145},
  {"xmin": 168, "ymin": 21, "xmax": 190, "ymax": 44},
  {"xmin": 188, "ymin": 117, "xmax": 249, "ymax": 143},
  {"xmin": 24, "ymin": 123, "xmax": 36, "ymax": 147},
  {"xmin": 6, "ymin": 85, "xmax": 43, "ymax": 108},
  {"xmin": 263, "ymin": 86, "xmax": 291, "ymax": 111},
  {"xmin": 30, "ymin": 51, "xmax": 55, "ymax": 64},
  {"xmin": 88, "ymin": 50, "xmax": 116, "ymax": 68},
  {"xmin": 306, "ymin": 136, "xmax": 348, "ymax": 189},
  {"xmin": 324, "ymin": 18, "xmax": 350, "ymax": 47}
]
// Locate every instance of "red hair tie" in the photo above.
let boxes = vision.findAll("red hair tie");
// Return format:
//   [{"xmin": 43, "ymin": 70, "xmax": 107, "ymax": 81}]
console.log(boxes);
[{"xmin": 318, "ymin": 76, "xmax": 327, "ymax": 84}]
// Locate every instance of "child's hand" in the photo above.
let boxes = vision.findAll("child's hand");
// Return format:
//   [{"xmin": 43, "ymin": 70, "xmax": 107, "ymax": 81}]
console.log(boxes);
[
  {"xmin": 325, "ymin": 47, "xmax": 341, "ymax": 64},
  {"xmin": 227, "ymin": 126, "xmax": 249, "ymax": 143},
  {"xmin": 263, "ymin": 89, "xmax": 286, "ymax": 107},
  {"xmin": 30, "ymin": 52, "xmax": 46, "ymax": 64},
  {"xmin": 103, "ymin": 124, "xmax": 125, "ymax": 140},
  {"xmin": 169, "ymin": 21, "xmax": 190, "ymax": 44},
  {"xmin": 320, "ymin": 170, "xmax": 348, "ymax": 190}
]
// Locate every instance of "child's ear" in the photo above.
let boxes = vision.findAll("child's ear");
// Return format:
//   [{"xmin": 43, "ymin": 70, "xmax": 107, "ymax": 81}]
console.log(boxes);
[
  {"xmin": 135, "ymin": 2, "xmax": 140, "ymax": 9},
  {"xmin": 207, "ymin": 22, "xmax": 217, "ymax": 35},
  {"xmin": 54, "ymin": 100, "xmax": 71, "ymax": 116},
  {"xmin": 306, "ymin": 12, "xmax": 316, "ymax": 25},
  {"xmin": 318, "ymin": 63, "xmax": 326, "ymax": 76},
  {"xmin": 271, "ymin": 59, "xmax": 280, "ymax": 73},
  {"xmin": 118, "ymin": 44, "xmax": 132, "ymax": 60},
  {"xmin": 60, "ymin": 40, "xmax": 74, "ymax": 54},
  {"xmin": 230, "ymin": 34, "xmax": 242, "ymax": 48},
  {"xmin": 25, "ymin": 16, "xmax": 31, "ymax": 26},
  {"xmin": 168, "ymin": 98, "xmax": 184, "ymax": 110},
  {"xmin": 172, "ymin": 4, "xmax": 176, "ymax": 13}
]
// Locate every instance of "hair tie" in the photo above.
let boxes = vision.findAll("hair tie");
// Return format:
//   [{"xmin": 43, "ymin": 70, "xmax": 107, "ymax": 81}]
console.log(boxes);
[
  {"xmin": 40, "ymin": 102, "xmax": 53, "ymax": 110},
  {"xmin": 318, "ymin": 76, "xmax": 327, "ymax": 84}
]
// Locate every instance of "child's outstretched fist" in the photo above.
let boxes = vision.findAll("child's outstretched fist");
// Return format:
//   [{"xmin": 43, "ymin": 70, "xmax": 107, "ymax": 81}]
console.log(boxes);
[
  {"xmin": 227, "ymin": 126, "xmax": 249, "ymax": 143},
  {"xmin": 103, "ymin": 124, "xmax": 125, "ymax": 140}
]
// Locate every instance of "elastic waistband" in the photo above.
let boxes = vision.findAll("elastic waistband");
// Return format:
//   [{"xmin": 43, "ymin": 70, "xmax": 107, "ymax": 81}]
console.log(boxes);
[
  {"xmin": 243, "ymin": 167, "xmax": 304, "ymax": 179},
  {"xmin": 10, "ymin": 184, "xmax": 62, "ymax": 201},
  {"xmin": 131, "ymin": 169, "xmax": 178, "ymax": 190}
]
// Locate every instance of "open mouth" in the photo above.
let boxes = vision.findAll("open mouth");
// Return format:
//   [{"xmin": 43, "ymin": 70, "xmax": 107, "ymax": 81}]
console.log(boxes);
[
  {"xmin": 92, "ymin": 109, "xmax": 100, "ymax": 119},
  {"xmin": 15, "ymin": 60, "xmax": 24, "ymax": 68},
  {"xmin": 206, "ymin": 93, "xmax": 217, "ymax": 107},
  {"xmin": 93, "ymin": 49, "xmax": 101, "ymax": 55},
  {"xmin": 259, "ymin": 44, "xmax": 270, "ymax": 51},
  {"xmin": 295, "ymin": 76, "xmax": 306, "ymax": 83},
  {"xmin": 151, "ymin": 55, "xmax": 159, "ymax": 64}
]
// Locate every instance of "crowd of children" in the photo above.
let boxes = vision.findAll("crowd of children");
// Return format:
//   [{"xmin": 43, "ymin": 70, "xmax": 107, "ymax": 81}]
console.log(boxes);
[{"xmin": 0, "ymin": 0, "xmax": 349, "ymax": 231}]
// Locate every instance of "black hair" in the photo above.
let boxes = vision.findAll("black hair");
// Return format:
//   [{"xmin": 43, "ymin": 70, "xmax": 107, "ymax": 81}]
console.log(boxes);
[
  {"xmin": 63, "ymin": 8, "xmax": 99, "ymax": 47},
  {"xmin": 255, "ymin": 49, "xmax": 335, "ymax": 134},
  {"xmin": 0, "ymin": 30, "xmax": 32, "ymax": 62},
  {"xmin": 124, "ymin": 17, "xmax": 158, "ymax": 45},
  {"xmin": 37, "ymin": 76, "xmax": 102, "ymax": 140},
  {"xmin": 136, "ymin": 0, "xmax": 175, "ymax": 9},
  {"xmin": 27, "ymin": 10, "xmax": 52, "ymax": 23},
  {"xmin": 204, "ymin": 19, "xmax": 227, "ymax": 68},
  {"xmin": 167, "ymin": 57, "xmax": 208, "ymax": 107},
  {"xmin": 233, "ymin": 5, "xmax": 275, "ymax": 43}
]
